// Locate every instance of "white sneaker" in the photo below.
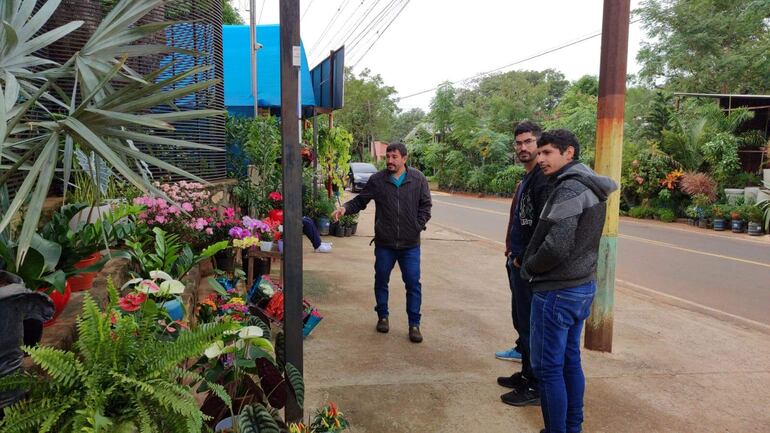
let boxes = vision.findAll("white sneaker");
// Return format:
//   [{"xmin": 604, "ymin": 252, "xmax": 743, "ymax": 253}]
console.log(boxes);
[{"xmin": 315, "ymin": 242, "xmax": 332, "ymax": 253}]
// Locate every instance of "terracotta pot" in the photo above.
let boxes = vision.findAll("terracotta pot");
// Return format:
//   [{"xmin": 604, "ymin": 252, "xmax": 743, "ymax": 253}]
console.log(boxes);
[
  {"xmin": 40, "ymin": 281, "xmax": 72, "ymax": 328},
  {"xmin": 67, "ymin": 252, "xmax": 101, "ymax": 292}
]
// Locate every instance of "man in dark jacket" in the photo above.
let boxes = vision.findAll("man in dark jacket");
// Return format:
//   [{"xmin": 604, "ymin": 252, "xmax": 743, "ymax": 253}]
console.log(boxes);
[
  {"xmin": 497, "ymin": 121, "xmax": 551, "ymax": 408},
  {"xmin": 521, "ymin": 129, "xmax": 617, "ymax": 433},
  {"xmin": 332, "ymin": 142, "xmax": 432, "ymax": 343}
]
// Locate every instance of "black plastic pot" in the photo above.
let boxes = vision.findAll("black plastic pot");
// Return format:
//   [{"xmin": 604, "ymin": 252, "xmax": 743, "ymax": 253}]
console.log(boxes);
[
  {"xmin": 748, "ymin": 222, "xmax": 764, "ymax": 236},
  {"xmin": 0, "ymin": 271, "xmax": 54, "ymax": 410},
  {"xmin": 731, "ymin": 219, "xmax": 744, "ymax": 233},
  {"xmin": 712, "ymin": 218, "xmax": 726, "ymax": 231},
  {"xmin": 213, "ymin": 249, "xmax": 235, "ymax": 272}
]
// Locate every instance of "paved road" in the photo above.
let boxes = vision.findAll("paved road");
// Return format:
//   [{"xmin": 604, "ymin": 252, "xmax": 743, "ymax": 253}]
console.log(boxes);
[{"xmin": 428, "ymin": 191, "xmax": 770, "ymax": 326}]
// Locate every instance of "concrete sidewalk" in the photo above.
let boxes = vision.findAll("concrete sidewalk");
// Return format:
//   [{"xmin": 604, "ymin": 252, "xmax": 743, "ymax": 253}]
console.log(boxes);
[{"xmin": 300, "ymin": 206, "xmax": 770, "ymax": 433}]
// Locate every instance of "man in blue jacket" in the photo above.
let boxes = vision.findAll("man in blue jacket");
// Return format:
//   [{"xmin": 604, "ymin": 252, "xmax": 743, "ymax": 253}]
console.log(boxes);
[{"xmin": 521, "ymin": 129, "xmax": 617, "ymax": 433}]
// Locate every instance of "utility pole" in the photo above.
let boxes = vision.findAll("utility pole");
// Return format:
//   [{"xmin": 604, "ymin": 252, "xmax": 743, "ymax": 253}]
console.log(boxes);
[
  {"xmin": 280, "ymin": 0, "xmax": 303, "ymax": 421},
  {"xmin": 249, "ymin": 0, "xmax": 258, "ymax": 116},
  {"xmin": 585, "ymin": 0, "xmax": 631, "ymax": 352}
]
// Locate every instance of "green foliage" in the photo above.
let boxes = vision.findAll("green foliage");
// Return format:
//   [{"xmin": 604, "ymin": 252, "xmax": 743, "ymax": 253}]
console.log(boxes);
[
  {"xmin": 336, "ymin": 68, "xmax": 398, "ymax": 159},
  {"xmin": 222, "ymin": 0, "xmax": 244, "ymax": 24},
  {"xmin": 545, "ymin": 75, "xmax": 599, "ymax": 167},
  {"xmin": 239, "ymin": 404, "xmax": 280, "ymax": 433},
  {"xmin": 491, "ymin": 165, "xmax": 526, "ymax": 195},
  {"xmin": 0, "ymin": 0, "xmax": 225, "ymax": 267},
  {"xmin": 127, "ymin": 227, "xmax": 227, "ymax": 280},
  {"xmin": 629, "ymin": 206, "xmax": 656, "ymax": 219},
  {"xmin": 318, "ymin": 127, "xmax": 353, "ymax": 194},
  {"xmin": 703, "ymin": 132, "xmax": 741, "ymax": 187},
  {"xmin": 655, "ymin": 208, "xmax": 676, "ymax": 222},
  {"xmin": 636, "ymin": 0, "xmax": 770, "ymax": 93},
  {"xmin": 390, "ymin": 108, "xmax": 426, "ymax": 142},
  {"xmin": 0, "ymin": 282, "xmax": 234, "ymax": 433}
]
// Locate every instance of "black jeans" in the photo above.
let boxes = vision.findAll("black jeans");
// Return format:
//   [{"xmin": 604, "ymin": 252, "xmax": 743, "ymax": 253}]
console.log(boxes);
[{"xmin": 506, "ymin": 256, "xmax": 536, "ymax": 386}]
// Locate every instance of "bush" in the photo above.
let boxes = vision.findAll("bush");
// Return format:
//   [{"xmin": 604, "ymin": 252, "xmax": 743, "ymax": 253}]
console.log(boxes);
[
  {"xmin": 655, "ymin": 208, "xmax": 676, "ymax": 222},
  {"xmin": 629, "ymin": 206, "xmax": 655, "ymax": 219},
  {"xmin": 490, "ymin": 165, "xmax": 526, "ymax": 195}
]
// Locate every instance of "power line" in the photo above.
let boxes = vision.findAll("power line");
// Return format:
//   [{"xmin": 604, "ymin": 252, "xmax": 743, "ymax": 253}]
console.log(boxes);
[
  {"xmin": 346, "ymin": 0, "xmax": 401, "ymax": 56},
  {"xmin": 257, "ymin": 0, "xmax": 266, "ymax": 24},
  {"xmin": 310, "ymin": 0, "xmax": 368, "ymax": 65},
  {"xmin": 308, "ymin": 0, "xmax": 352, "ymax": 59},
  {"xmin": 397, "ymin": 18, "xmax": 641, "ymax": 101},
  {"xmin": 301, "ymin": 0, "xmax": 316, "ymax": 20},
  {"xmin": 337, "ymin": 0, "xmax": 383, "ymax": 48},
  {"xmin": 350, "ymin": 0, "xmax": 411, "ymax": 68}
]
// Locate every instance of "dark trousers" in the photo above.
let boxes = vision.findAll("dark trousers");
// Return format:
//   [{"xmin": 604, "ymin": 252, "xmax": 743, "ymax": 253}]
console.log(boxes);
[
  {"xmin": 506, "ymin": 256, "xmax": 536, "ymax": 385},
  {"xmin": 302, "ymin": 216, "xmax": 321, "ymax": 249},
  {"xmin": 373, "ymin": 245, "xmax": 422, "ymax": 326}
]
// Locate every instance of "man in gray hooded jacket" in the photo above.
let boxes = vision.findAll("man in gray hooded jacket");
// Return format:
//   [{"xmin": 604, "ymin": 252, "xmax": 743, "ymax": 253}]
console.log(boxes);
[{"xmin": 520, "ymin": 129, "xmax": 618, "ymax": 433}]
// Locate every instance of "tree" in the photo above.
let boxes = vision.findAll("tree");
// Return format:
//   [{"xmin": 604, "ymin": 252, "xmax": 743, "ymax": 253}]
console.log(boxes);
[
  {"xmin": 222, "ymin": 0, "xmax": 244, "ymax": 25},
  {"xmin": 636, "ymin": 0, "xmax": 770, "ymax": 93},
  {"xmin": 390, "ymin": 108, "xmax": 426, "ymax": 142},
  {"xmin": 335, "ymin": 68, "xmax": 398, "ymax": 160},
  {"xmin": 545, "ymin": 76, "xmax": 599, "ymax": 166}
]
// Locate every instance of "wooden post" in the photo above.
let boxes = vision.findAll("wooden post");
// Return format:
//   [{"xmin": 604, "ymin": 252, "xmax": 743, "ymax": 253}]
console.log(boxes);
[
  {"xmin": 279, "ymin": 0, "xmax": 303, "ymax": 422},
  {"xmin": 585, "ymin": 0, "xmax": 631, "ymax": 353}
]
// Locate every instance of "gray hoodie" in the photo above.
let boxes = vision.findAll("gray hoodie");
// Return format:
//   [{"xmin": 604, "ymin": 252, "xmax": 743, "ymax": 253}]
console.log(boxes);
[{"xmin": 521, "ymin": 162, "xmax": 618, "ymax": 292}]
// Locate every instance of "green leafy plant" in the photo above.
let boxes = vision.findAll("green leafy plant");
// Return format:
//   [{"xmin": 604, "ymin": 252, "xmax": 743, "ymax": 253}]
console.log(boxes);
[
  {"xmin": 0, "ymin": 0, "xmax": 225, "ymax": 267},
  {"xmin": 711, "ymin": 204, "xmax": 729, "ymax": 220},
  {"xmin": 318, "ymin": 127, "xmax": 353, "ymax": 195},
  {"xmin": 655, "ymin": 208, "xmax": 676, "ymax": 223},
  {"xmin": 0, "ymin": 280, "xmax": 235, "ymax": 433},
  {"xmin": 126, "ymin": 227, "xmax": 227, "ymax": 280}
]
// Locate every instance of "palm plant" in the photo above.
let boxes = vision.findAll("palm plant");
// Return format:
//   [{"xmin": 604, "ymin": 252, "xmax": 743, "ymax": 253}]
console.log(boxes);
[{"xmin": 0, "ymin": 0, "xmax": 224, "ymax": 267}]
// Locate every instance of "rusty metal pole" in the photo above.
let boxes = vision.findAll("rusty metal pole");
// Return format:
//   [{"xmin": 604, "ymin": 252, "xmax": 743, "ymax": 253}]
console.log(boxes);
[{"xmin": 585, "ymin": 0, "xmax": 630, "ymax": 353}]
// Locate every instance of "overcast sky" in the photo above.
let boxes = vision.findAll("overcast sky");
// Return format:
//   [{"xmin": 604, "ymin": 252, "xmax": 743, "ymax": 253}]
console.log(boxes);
[{"xmin": 234, "ymin": 0, "xmax": 646, "ymax": 111}]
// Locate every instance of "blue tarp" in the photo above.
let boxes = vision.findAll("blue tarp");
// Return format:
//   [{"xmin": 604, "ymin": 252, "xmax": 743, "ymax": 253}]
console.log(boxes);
[{"xmin": 223, "ymin": 24, "xmax": 316, "ymax": 113}]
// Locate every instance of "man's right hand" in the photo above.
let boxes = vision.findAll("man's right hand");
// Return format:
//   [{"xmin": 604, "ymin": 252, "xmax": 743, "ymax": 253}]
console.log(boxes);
[{"xmin": 331, "ymin": 207, "xmax": 346, "ymax": 222}]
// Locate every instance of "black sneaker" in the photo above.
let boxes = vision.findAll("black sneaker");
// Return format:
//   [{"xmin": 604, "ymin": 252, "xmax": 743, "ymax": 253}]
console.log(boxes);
[
  {"xmin": 497, "ymin": 372, "xmax": 526, "ymax": 389},
  {"xmin": 376, "ymin": 317, "xmax": 389, "ymax": 333},
  {"xmin": 408, "ymin": 325, "xmax": 422, "ymax": 343},
  {"xmin": 500, "ymin": 387, "xmax": 540, "ymax": 407}
]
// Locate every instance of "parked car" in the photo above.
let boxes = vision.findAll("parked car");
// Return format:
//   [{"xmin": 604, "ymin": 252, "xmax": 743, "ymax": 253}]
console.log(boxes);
[{"xmin": 348, "ymin": 162, "xmax": 378, "ymax": 192}]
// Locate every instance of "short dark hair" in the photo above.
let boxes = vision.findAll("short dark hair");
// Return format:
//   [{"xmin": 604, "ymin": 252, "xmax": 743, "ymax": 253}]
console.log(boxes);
[
  {"xmin": 513, "ymin": 120, "xmax": 542, "ymax": 139},
  {"xmin": 537, "ymin": 129, "xmax": 580, "ymax": 160},
  {"xmin": 386, "ymin": 142, "xmax": 408, "ymax": 157}
]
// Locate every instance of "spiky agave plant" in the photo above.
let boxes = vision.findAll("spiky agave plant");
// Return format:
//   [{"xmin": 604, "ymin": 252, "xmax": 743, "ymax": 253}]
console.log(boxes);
[{"xmin": 0, "ymin": 280, "xmax": 237, "ymax": 433}]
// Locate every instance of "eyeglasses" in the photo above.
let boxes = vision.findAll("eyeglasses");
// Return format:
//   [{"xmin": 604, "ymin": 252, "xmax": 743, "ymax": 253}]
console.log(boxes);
[{"xmin": 514, "ymin": 138, "xmax": 537, "ymax": 146}]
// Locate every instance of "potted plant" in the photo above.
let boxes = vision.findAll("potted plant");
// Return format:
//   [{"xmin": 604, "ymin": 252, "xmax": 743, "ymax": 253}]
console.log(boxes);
[
  {"xmin": 747, "ymin": 205, "xmax": 765, "ymax": 236},
  {"xmin": 0, "ymin": 281, "xmax": 235, "ymax": 432},
  {"xmin": 313, "ymin": 196, "xmax": 335, "ymax": 236},
  {"xmin": 122, "ymin": 271, "xmax": 187, "ymax": 321},
  {"xmin": 260, "ymin": 230, "xmax": 275, "ymax": 252},
  {"xmin": 348, "ymin": 214, "xmax": 359, "ymax": 235},
  {"xmin": 0, "ymin": 271, "xmax": 54, "ymax": 411},
  {"xmin": 711, "ymin": 204, "xmax": 728, "ymax": 231},
  {"xmin": 691, "ymin": 194, "xmax": 713, "ymax": 229}
]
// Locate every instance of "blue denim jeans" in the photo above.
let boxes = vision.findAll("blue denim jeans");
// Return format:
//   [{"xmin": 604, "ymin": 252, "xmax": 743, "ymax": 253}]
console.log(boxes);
[
  {"xmin": 530, "ymin": 281, "xmax": 596, "ymax": 433},
  {"xmin": 506, "ymin": 256, "xmax": 536, "ymax": 385},
  {"xmin": 374, "ymin": 246, "xmax": 422, "ymax": 326},
  {"xmin": 302, "ymin": 216, "xmax": 321, "ymax": 249}
]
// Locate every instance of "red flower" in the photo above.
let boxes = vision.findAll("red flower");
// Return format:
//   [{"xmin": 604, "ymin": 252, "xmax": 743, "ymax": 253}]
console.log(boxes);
[
  {"xmin": 268, "ymin": 191, "xmax": 283, "ymax": 202},
  {"xmin": 119, "ymin": 292, "xmax": 147, "ymax": 312}
]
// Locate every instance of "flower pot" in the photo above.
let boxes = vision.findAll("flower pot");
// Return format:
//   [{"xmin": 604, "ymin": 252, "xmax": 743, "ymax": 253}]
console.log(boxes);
[
  {"xmin": 697, "ymin": 219, "xmax": 708, "ymax": 229},
  {"xmin": 344, "ymin": 226, "xmax": 353, "ymax": 237},
  {"xmin": 213, "ymin": 250, "xmax": 235, "ymax": 272},
  {"xmin": 40, "ymin": 281, "xmax": 72, "ymax": 328},
  {"xmin": 214, "ymin": 416, "xmax": 236, "ymax": 432},
  {"xmin": 0, "ymin": 271, "xmax": 54, "ymax": 409},
  {"xmin": 67, "ymin": 252, "xmax": 102, "ymax": 292},
  {"xmin": 277, "ymin": 239, "xmax": 284, "ymax": 253},
  {"xmin": 731, "ymin": 219, "xmax": 744, "ymax": 233},
  {"xmin": 712, "ymin": 218, "xmax": 726, "ymax": 231},
  {"xmin": 317, "ymin": 217, "xmax": 331, "ymax": 236},
  {"xmin": 160, "ymin": 298, "xmax": 184, "ymax": 321},
  {"xmin": 748, "ymin": 222, "xmax": 764, "ymax": 236},
  {"xmin": 68, "ymin": 203, "xmax": 113, "ymax": 230},
  {"xmin": 260, "ymin": 241, "xmax": 274, "ymax": 252},
  {"xmin": 351, "ymin": 223, "xmax": 358, "ymax": 235}
]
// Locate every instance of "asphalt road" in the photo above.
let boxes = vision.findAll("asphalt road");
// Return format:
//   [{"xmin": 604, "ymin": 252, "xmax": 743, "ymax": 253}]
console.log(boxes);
[{"xmin": 427, "ymin": 191, "xmax": 770, "ymax": 326}]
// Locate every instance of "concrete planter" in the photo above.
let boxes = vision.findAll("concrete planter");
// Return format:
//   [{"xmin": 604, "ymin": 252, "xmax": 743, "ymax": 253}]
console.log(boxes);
[{"xmin": 724, "ymin": 188, "xmax": 745, "ymax": 204}]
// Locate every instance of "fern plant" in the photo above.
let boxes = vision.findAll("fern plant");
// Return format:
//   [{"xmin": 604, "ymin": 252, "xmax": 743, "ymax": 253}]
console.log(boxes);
[{"xmin": 0, "ymin": 280, "xmax": 237, "ymax": 433}]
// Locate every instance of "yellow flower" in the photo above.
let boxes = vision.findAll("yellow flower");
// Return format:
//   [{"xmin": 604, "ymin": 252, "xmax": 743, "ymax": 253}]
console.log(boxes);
[{"xmin": 229, "ymin": 297, "xmax": 245, "ymax": 305}]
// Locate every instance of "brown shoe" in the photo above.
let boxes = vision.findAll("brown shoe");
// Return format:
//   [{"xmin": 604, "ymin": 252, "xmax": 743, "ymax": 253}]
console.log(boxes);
[
  {"xmin": 408, "ymin": 326, "xmax": 422, "ymax": 343},
  {"xmin": 376, "ymin": 317, "xmax": 389, "ymax": 333}
]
